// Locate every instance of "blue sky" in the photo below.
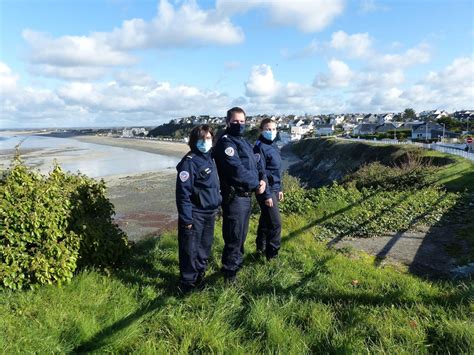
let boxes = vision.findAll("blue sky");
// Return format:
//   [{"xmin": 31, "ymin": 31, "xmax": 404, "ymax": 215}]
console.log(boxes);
[{"xmin": 1, "ymin": 0, "xmax": 473, "ymax": 128}]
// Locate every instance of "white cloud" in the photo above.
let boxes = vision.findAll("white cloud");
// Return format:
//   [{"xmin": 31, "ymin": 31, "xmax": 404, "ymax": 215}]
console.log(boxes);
[
  {"xmin": 245, "ymin": 64, "xmax": 281, "ymax": 97},
  {"xmin": 217, "ymin": 0, "xmax": 345, "ymax": 32},
  {"xmin": 107, "ymin": 0, "xmax": 244, "ymax": 49},
  {"xmin": 372, "ymin": 43, "xmax": 431, "ymax": 69},
  {"xmin": 22, "ymin": 30, "xmax": 136, "ymax": 68},
  {"xmin": 330, "ymin": 30, "xmax": 373, "ymax": 58},
  {"xmin": 0, "ymin": 62, "xmax": 19, "ymax": 93},
  {"xmin": 23, "ymin": 0, "xmax": 244, "ymax": 81},
  {"xmin": 0, "ymin": 62, "xmax": 232, "ymax": 128},
  {"xmin": 314, "ymin": 59, "xmax": 354, "ymax": 88},
  {"xmin": 113, "ymin": 71, "xmax": 157, "ymax": 87}
]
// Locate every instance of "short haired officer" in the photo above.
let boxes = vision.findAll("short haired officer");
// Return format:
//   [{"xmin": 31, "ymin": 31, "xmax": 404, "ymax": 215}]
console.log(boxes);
[
  {"xmin": 213, "ymin": 107, "xmax": 270, "ymax": 283},
  {"xmin": 176, "ymin": 125, "xmax": 222, "ymax": 292},
  {"xmin": 254, "ymin": 118, "xmax": 283, "ymax": 260}
]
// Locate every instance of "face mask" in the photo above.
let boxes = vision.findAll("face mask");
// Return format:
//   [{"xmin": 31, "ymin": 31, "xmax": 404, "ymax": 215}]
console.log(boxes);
[
  {"xmin": 228, "ymin": 122, "xmax": 246, "ymax": 136},
  {"xmin": 196, "ymin": 139, "xmax": 213, "ymax": 153},
  {"xmin": 262, "ymin": 130, "xmax": 277, "ymax": 141}
]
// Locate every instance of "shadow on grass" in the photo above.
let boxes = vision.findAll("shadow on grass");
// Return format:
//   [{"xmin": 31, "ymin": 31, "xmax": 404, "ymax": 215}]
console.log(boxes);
[
  {"xmin": 373, "ymin": 194, "xmax": 449, "ymax": 269},
  {"xmin": 409, "ymin": 192, "xmax": 474, "ymax": 279},
  {"xmin": 281, "ymin": 190, "xmax": 378, "ymax": 245}
]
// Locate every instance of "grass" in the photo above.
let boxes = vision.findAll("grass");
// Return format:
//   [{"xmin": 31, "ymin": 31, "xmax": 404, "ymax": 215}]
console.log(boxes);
[
  {"xmin": 1, "ymin": 214, "xmax": 473, "ymax": 353},
  {"xmin": 1, "ymin": 141, "xmax": 473, "ymax": 352},
  {"xmin": 426, "ymin": 151, "xmax": 474, "ymax": 193}
]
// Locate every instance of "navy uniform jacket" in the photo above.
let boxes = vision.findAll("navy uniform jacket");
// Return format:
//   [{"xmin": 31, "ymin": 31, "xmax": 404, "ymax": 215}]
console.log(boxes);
[
  {"xmin": 214, "ymin": 132, "xmax": 271, "ymax": 199},
  {"xmin": 176, "ymin": 150, "xmax": 222, "ymax": 226},
  {"xmin": 253, "ymin": 135, "xmax": 282, "ymax": 193}
]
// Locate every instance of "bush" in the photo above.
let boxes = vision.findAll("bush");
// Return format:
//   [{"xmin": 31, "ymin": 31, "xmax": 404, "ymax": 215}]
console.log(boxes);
[
  {"xmin": 0, "ymin": 160, "xmax": 128, "ymax": 290},
  {"xmin": 279, "ymin": 172, "xmax": 314, "ymax": 214},
  {"xmin": 345, "ymin": 153, "xmax": 437, "ymax": 190}
]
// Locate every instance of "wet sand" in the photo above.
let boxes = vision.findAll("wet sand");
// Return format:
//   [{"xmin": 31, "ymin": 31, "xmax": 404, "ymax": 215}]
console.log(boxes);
[{"xmin": 103, "ymin": 171, "xmax": 178, "ymax": 241}]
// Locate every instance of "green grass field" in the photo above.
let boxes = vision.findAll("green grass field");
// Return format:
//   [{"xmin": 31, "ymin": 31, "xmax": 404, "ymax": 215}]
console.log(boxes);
[
  {"xmin": 1, "ymin": 213, "xmax": 473, "ymax": 353},
  {"xmin": 1, "ymin": 146, "xmax": 473, "ymax": 353}
]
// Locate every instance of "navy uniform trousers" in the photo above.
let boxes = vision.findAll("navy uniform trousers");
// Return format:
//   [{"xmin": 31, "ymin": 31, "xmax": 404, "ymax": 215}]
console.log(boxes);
[
  {"xmin": 178, "ymin": 210, "xmax": 216, "ymax": 285},
  {"xmin": 256, "ymin": 191, "xmax": 282, "ymax": 259},
  {"xmin": 221, "ymin": 195, "xmax": 252, "ymax": 275}
]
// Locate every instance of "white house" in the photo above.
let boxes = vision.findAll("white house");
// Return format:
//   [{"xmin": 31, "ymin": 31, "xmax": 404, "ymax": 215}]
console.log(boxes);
[
  {"xmin": 330, "ymin": 115, "xmax": 345, "ymax": 125},
  {"xmin": 291, "ymin": 124, "xmax": 313, "ymax": 141},
  {"xmin": 315, "ymin": 124, "xmax": 335, "ymax": 136}
]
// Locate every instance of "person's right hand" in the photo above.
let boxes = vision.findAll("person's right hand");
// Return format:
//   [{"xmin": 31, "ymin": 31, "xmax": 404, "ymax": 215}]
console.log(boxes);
[
  {"xmin": 264, "ymin": 198, "xmax": 273, "ymax": 207},
  {"xmin": 185, "ymin": 224, "xmax": 193, "ymax": 230}
]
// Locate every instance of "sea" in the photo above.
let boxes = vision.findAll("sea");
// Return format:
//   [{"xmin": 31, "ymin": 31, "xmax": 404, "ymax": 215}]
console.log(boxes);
[{"xmin": 0, "ymin": 134, "xmax": 180, "ymax": 178}]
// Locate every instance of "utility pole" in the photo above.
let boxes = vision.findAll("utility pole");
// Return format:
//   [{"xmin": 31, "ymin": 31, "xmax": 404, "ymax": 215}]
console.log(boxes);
[
  {"xmin": 425, "ymin": 121, "xmax": 428, "ymax": 143},
  {"xmin": 442, "ymin": 123, "xmax": 445, "ymax": 143}
]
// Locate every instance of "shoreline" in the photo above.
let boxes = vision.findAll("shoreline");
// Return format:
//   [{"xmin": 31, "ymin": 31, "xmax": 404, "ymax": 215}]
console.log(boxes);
[{"xmin": 73, "ymin": 135, "xmax": 189, "ymax": 158}]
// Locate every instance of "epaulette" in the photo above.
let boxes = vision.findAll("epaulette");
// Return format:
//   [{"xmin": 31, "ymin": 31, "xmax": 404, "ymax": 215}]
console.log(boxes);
[{"xmin": 186, "ymin": 152, "xmax": 195, "ymax": 159}]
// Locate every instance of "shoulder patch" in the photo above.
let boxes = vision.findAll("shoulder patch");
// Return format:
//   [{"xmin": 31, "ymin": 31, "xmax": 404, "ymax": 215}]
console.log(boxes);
[
  {"xmin": 255, "ymin": 140, "xmax": 262, "ymax": 146},
  {"xmin": 254, "ymin": 153, "xmax": 261, "ymax": 161},
  {"xmin": 224, "ymin": 147, "xmax": 235, "ymax": 157},
  {"xmin": 179, "ymin": 171, "xmax": 190, "ymax": 182}
]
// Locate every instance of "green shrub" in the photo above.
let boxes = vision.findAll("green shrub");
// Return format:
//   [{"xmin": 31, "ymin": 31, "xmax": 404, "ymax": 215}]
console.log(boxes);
[
  {"xmin": 345, "ymin": 153, "xmax": 437, "ymax": 190},
  {"xmin": 0, "ymin": 160, "xmax": 128, "ymax": 290},
  {"xmin": 280, "ymin": 172, "xmax": 313, "ymax": 214}
]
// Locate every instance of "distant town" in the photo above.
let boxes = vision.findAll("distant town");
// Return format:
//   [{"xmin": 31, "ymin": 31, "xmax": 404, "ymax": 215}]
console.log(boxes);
[{"xmin": 12, "ymin": 109, "xmax": 474, "ymax": 146}]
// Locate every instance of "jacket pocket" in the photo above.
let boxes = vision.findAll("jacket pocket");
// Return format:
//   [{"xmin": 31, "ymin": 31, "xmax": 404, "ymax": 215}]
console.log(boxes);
[{"xmin": 197, "ymin": 187, "xmax": 222, "ymax": 210}]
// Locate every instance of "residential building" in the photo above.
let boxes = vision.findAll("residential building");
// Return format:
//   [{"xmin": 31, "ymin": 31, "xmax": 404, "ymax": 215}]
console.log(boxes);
[
  {"xmin": 353, "ymin": 123, "xmax": 379, "ymax": 135},
  {"xmin": 315, "ymin": 124, "xmax": 335, "ymax": 136}
]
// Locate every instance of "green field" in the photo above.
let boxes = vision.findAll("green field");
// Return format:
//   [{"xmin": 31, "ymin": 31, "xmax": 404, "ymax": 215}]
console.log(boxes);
[
  {"xmin": 1, "ymin": 214, "xmax": 473, "ymax": 353},
  {"xmin": 1, "ymin": 144, "xmax": 473, "ymax": 353}
]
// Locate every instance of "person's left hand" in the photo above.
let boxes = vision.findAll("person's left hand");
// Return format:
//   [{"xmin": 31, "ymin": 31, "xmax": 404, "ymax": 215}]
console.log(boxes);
[
  {"xmin": 278, "ymin": 191, "xmax": 284, "ymax": 201},
  {"xmin": 256, "ymin": 180, "xmax": 266, "ymax": 195},
  {"xmin": 264, "ymin": 198, "xmax": 273, "ymax": 207}
]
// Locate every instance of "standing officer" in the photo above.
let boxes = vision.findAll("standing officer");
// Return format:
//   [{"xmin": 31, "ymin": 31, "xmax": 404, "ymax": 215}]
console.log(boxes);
[
  {"xmin": 214, "ymin": 107, "xmax": 269, "ymax": 283},
  {"xmin": 176, "ymin": 125, "xmax": 222, "ymax": 292},
  {"xmin": 254, "ymin": 118, "xmax": 283, "ymax": 260}
]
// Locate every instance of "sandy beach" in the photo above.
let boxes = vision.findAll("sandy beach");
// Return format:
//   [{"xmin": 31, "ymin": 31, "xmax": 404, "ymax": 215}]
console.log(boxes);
[
  {"xmin": 74, "ymin": 135, "xmax": 189, "ymax": 158},
  {"xmin": 71, "ymin": 136, "xmax": 190, "ymax": 240},
  {"xmin": 1, "ymin": 134, "xmax": 299, "ymax": 241}
]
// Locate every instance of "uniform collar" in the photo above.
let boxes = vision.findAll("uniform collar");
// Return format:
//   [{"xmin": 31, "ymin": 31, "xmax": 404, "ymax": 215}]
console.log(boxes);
[
  {"xmin": 258, "ymin": 134, "xmax": 274, "ymax": 145},
  {"xmin": 191, "ymin": 147, "xmax": 212, "ymax": 158}
]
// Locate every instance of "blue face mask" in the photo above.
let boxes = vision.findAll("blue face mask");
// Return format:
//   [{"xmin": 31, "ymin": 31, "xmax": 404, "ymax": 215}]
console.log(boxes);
[
  {"xmin": 228, "ymin": 122, "xmax": 246, "ymax": 136},
  {"xmin": 262, "ymin": 130, "xmax": 277, "ymax": 141},
  {"xmin": 196, "ymin": 139, "xmax": 213, "ymax": 153}
]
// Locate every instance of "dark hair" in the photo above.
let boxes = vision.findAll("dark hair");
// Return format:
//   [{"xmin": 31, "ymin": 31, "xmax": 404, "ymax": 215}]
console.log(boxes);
[
  {"xmin": 259, "ymin": 117, "xmax": 275, "ymax": 130},
  {"xmin": 226, "ymin": 107, "xmax": 246, "ymax": 123},
  {"xmin": 188, "ymin": 125, "xmax": 214, "ymax": 149}
]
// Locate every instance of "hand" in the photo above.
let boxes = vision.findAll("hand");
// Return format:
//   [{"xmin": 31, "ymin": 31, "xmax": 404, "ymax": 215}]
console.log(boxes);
[
  {"xmin": 256, "ymin": 180, "xmax": 266, "ymax": 195},
  {"xmin": 185, "ymin": 224, "xmax": 193, "ymax": 230},
  {"xmin": 278, "ymin": 191, "xmax": 284, "ymax": 201},
  {"xmin": 264, "ymin": 198, "xmax": 273, "ymax": 207}
]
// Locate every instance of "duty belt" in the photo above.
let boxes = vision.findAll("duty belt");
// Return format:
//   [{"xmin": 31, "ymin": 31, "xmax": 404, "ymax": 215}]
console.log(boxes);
[{"xmin": 235, "ymin": 191, "xmax": 252, "ymax": 197}]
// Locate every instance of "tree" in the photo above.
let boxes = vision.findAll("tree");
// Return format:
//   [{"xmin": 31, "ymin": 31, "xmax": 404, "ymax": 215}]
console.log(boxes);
[
  {"xmin": 437, "ymin": 116, "xmax": 461, "ymax": 131},
  {"xmin": 402, "ymin": 108, "xmax": 416, "ymax": 121}
]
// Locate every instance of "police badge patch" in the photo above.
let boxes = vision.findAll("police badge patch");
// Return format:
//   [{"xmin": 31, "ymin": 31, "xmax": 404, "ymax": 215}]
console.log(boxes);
[
  {"xmin": 224, "ymin": 147, "xmax": 235, "ymax": 156},
  {"xmin": 179, "ymin": 171, "xmax": 190, "ymax": 182}
]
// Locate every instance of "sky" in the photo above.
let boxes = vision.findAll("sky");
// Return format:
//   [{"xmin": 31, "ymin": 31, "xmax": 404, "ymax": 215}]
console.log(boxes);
[{"xmin": 0, "ymin": 0, "xmax": 473, "ymax": 128}]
